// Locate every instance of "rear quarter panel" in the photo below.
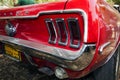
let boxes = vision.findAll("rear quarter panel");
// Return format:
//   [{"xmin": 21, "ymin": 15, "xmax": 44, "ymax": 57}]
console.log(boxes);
[{"xmin": 64, "ymin": 0, "xmax": 120, "ymax": 78}]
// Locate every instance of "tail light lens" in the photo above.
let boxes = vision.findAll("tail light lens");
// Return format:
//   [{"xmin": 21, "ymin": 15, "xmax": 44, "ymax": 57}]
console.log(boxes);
[
  {"xmin": 68, "ymin": 18, "xmax": 80, "ymax": 48},
  {"xmin": 46, "ymin": 17, "xmax": 81, "ymax": 49},
  {"xmin": 45, "ymin": 11, "xmax": 85, "ymax": 49},
  {"xmin": 45, "ymin": 19, "xmax": 57, "ymax": 44},
  {"xmin": 56, "ymin": 18, "xmax": 68, "ymax": 45}
]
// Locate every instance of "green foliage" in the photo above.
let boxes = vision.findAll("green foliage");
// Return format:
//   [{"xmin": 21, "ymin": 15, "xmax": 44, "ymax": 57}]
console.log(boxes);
[
  {"xmin": 107, "ymin": 0, "xmax": 120, "ymax": 4},
  {"xmin": 112, "ymin": 0, "xmax": 120, "ymax": 4},
  {"xmin": 106, "ymin": 0, "xmax": 114, "ymax": 5},
  {"xmin": 0, "ymin": 0, "xmax": 18, "ymax": 7},
  {"xmin": 1, "ymin": 0, "xmax": 119, "ymax": 7},
  {"xmin": 0, "ymin": 0, "xmax": 58, "ymax": 7},
  {"xmin": 106, "ymin": 0, "xmax": 112, "ymax": 2}
]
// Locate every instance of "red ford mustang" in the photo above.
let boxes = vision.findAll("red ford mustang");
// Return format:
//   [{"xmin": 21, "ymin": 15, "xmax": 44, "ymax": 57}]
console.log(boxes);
[{"xmin": 0, "ymin": 0, "xmax": 120, "ymax": 80}]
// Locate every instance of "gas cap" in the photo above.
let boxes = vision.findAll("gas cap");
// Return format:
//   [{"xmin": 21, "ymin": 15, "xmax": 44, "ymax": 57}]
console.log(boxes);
[{"xmin": 5, "ymin": 23, "xmax": 16, "ymax": 37}]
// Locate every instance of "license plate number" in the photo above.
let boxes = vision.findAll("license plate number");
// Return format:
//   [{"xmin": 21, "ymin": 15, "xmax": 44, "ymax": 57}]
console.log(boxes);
[{"xmin": 5, "ymin": 45, "xmax": 21, "ymax": 61}]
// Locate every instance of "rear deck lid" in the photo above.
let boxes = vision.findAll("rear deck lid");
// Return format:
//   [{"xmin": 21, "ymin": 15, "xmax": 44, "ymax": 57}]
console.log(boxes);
[{"xmin": 0, "ymin": 0, "xmax": 68, "ymax": 19}]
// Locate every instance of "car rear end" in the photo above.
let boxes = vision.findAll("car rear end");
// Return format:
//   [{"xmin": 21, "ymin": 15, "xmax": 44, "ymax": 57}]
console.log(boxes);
[{"xmin": 0, "ymin": 0, "xmax": 120, "ymax": 79}]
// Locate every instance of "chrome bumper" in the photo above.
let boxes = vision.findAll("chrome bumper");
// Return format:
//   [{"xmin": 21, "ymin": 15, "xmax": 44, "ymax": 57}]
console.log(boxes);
[{"xmin": 0, "ymin": 35, "xmax": 96, "ymax": 71}]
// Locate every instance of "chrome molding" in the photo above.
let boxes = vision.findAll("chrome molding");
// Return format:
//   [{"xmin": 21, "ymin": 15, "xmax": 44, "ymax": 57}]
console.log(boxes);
[
  {"xmin": 99, "ymin": 42, "xmax": 111, "ymax": 54},
  {"xmin": 0, "ymin": 35, "xmax": 95, "ymax": 71},
  {"xmin": 0, "ymin": 35, "xmax": 85, "ymax": 60},
  {"xmin": 0, "ymin": 9, "xmax": 88, "ymax": 42}
]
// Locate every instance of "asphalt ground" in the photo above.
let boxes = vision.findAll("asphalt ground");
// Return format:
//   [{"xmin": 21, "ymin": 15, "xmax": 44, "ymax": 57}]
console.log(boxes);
[
  {"xmin": 0, "ymin": 56, "xmax": 59, "ymax": 80},
  {"xmin": 0, "ymin": 55, "xmax": 120, "ymax": 80}
]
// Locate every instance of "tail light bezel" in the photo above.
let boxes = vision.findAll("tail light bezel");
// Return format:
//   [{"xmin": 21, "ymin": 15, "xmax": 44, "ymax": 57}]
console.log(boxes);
[
  {"xmin": 67, "ymin": 18, "xmax": 81, "ymax": 48},
  {"xmin": 56, "ymin": 18, "xmax": 68, "ymax": 46},
  {"xmin": 45, "ymin": 19, "xmax": 57, "ymax": 44},
  {"xmin": 43, "ymin": 9, "xmax": 88, "ymax": 49}
]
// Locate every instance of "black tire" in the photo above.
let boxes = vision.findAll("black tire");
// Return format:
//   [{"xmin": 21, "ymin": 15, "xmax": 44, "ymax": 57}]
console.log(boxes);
[{"xmin": 81, "ymin": 46, "xmax": 120, "ymax": 80}]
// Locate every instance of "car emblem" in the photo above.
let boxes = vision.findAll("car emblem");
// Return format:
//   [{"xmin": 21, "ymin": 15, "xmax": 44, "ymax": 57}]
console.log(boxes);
[{"xmin": 5, "ymin": 23, "xmax": 16, "ymax": 37}]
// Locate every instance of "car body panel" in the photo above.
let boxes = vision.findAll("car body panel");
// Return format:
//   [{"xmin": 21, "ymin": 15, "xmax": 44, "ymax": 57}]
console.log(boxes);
[
  {"xmin": 0, "ymin": 0, "xmax": 68, "ymax": 18},
  {"xmin": 0, "ymin": 0, "xmax": 120, "ymax": 79}
]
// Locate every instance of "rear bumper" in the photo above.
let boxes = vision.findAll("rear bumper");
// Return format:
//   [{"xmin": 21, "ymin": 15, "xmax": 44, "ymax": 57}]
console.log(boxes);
[{"xmin": 0, "ymin": 35, "xmax": 96, "ymax": 71}]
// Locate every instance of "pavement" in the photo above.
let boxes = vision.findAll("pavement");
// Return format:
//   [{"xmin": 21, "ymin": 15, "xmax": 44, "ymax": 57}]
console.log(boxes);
[{"xmin": 0, "ymin": 55, "xmax": 119, "ymax": 80}]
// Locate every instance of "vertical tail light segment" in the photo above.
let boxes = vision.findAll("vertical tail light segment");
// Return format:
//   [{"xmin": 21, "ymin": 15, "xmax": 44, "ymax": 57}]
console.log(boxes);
[
  {"xmin": 46, "ymin": 18, "xmax": 81, "ymax": 48},
  {"xmin": 68, "ymin": 18, "xmax": 80, "ymax": 48},
  {"xmin": 56, "ymin": 18, "xmax": 68, "ymax": 46},
  {"xmin": 46, "ymin": 19, "xmax": 57, "ymax": 44}
]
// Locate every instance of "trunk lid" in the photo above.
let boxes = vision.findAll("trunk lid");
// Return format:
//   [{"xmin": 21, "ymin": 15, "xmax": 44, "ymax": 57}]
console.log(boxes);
[{"xmin": 0, "ymin": 0, "xmax": 68, "ymax": 18}]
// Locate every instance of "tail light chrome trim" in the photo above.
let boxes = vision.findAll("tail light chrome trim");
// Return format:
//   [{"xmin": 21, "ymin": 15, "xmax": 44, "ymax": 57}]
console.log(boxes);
[
  {"xmin": 45, "ymin": 19, "xmax": 57, "ymax": 44},
  {"xmin": 98, "ymin": 42, "xmax": 111, "ymax": 54},
  {"xmin": 56, "ymin": 18, "xmax": 68, "ymax": 46},
  {"xmin": 68, "ymin": 18, "xmax": 80, "ymax": 48}
]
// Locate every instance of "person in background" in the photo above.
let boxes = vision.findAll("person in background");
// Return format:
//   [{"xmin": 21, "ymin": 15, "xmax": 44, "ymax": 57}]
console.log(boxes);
[{"xmin": 18, "ymin": 0, "xmax": 35, "ymax": 5}]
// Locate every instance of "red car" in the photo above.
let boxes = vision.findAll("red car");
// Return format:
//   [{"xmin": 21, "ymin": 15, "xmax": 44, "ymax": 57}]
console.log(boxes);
[{"xmin": 0, "ymin": 0, "xmax": 120, "ymax": 80}]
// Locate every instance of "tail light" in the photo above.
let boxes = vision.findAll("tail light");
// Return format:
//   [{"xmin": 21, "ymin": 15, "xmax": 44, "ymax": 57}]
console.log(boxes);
[
  {"xmin": 45, "ymin": 19, "xmax": 57, "ymax": 44},
  {"xmin": 56, "ymin": 18, "xmax": 68, "ymax": 45},
  {"xmin": 46, "ymin": 17, "xmax": 81, "ymax": 49},
  {"xmin": 68, "ymin": 18, "xmax": 80, "ymax": 48}
]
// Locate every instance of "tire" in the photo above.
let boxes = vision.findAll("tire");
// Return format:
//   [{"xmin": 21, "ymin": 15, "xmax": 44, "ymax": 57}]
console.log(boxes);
[{"xmin": 81, "ymin": 46, "xmax": 120, "ymax": 80}]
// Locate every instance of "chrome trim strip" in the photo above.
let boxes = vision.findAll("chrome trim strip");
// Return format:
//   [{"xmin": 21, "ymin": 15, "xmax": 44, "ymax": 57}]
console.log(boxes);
[
  {"xmin": 0, "ymin": 35, "xmax": 90, "ymax": 60},
  {"xmin": 0, "ymin": 10, "xmax": 64, "ymax": 19},
  {"xmin": 56, "ymin": 18, "xmax": 68, "ymax": 46},
  {"xmin": 0, "ymin": 9, "xmax": 88, "ymax": 42},
  {"xmin": 0, "ymin": 35, "xmax": 95, "ymax": 71},
  {"xmin": 99, "ymin": 42, "xmax": 111, "ymax": 54},
  {"xmin": 45, "ymin": 19, "xmax": 57, "ymax": 44}
]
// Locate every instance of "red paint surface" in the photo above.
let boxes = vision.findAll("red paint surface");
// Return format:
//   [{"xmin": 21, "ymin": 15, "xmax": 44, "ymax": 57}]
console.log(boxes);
[{"xmin": 0, "ymin": 0, "xmax": 120, "ymax": 79}]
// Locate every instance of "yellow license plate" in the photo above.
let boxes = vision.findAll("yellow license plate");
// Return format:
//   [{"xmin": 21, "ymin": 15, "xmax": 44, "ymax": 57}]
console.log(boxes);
[{"xmin": 5, "ymin": 45, "xmax": 21, "ymax": 61}]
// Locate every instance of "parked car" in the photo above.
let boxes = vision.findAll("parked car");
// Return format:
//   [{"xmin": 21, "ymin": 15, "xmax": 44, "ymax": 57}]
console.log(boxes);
[{"xmin": 0, "ymin": 0, "xmax": 119, "ymax": 80}]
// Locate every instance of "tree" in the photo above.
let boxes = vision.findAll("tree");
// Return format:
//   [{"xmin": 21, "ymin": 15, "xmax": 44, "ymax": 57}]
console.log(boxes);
[
  {"xmin": 112, "ymin": 0, "xmax": 120, "ymax": 4},
  {"xmin": 0, "ymin": 0, "xmax": 16, "ymax": 7}
]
